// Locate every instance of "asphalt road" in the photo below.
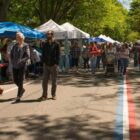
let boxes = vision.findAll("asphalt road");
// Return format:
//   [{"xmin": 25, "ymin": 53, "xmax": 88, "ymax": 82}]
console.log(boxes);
[{"xmin": 0, "ymin": 66, "xmax": 139, "ymax": 140}]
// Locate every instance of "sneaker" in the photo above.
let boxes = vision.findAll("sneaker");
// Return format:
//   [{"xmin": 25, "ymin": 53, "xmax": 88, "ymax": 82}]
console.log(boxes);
[
  {"xmin": 0, "ymin": 88, "xmax": 4, "ymax": 95},
  {"xmin": 52, "ymin": 96, "xmax": 56, "ymax": 100},
  {"xmin": 38, "ymin": 96, "xmax": 47, "ymax": 101}
]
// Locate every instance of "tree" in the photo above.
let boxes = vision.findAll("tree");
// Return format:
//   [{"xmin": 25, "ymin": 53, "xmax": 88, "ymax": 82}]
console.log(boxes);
[
  {"xmin": 0, "ymin": 0, "xmax": 128, "ymax": 41},
  {"xmin": 128, "ymin": 0, "xmax": 140, "ymax": 33},
  {"xmin": 69, "ymin": 0, "xmax": 128, "ymax": 41},
  {"xmin": 127, "ymin": 31, "xmax": 140, "ymax": 42},
  {"xmin": 8, "ymin": 0, "xmax": 81, "ymax": 25},
  {"xmin": 0, "ymin": 0, "xmax": 11, "ymax": 21}
]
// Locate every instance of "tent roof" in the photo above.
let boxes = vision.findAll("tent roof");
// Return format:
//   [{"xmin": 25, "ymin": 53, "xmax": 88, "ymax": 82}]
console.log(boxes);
[
  {"xmin": 0, "ymin": 21, "xmax": 46, "ymax": 39},
  {"xmin": 98, "ymin": 34, "xmax": 115, "ymax": 43},
  {"xmin": 61, "ymin": 22, "xmax": 90, "ymax": 38},
  {"xmin": 89, "ymin": 37, "xmax": 107, "ymax": 43},
  {"xmin": 36, "ymin": 19, "xmax": 66, "ymax": 33},
  {"xmin": 36, "ymin": 19, "xmax": 67, "ymax": 40}
]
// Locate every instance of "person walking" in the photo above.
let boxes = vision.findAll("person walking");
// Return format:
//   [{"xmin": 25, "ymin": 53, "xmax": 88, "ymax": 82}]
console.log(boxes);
[
  {"xmin": 10, "ymin": 32, "xmax": 30, "ymax": 102},
  {"xmin": 38, "ymin": 31, "xmax": 60, "ymax": 101}
]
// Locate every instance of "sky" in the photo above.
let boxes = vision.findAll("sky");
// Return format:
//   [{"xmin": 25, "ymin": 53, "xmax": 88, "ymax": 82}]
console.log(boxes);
[{"xmin": 118, "ymin": 0, "xmax": 132, "ymax": 9}]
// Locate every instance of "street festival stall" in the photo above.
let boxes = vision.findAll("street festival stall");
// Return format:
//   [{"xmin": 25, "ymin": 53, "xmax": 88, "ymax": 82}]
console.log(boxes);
[
  {"xmin": 0, "ymin": 21, "xmax": 46, "ymax": 82},
  {"xmin": 36, "ymin": 19, "xmax": 67, "ymax": 40},
  {"xmin": 61, "ymin": 22, "xmax": 90, "ymax": 68},
  {"xmin": 0, "ymin": 22, "xmax": 46, "ymax": 39},
  {"xmin": 88, "ymin": 37, "xmax": 107, "ymax": 43},
  {"xmin": 61, "ymin": 22, "xmax": 90, "ymax": 51},
  {"xmin": 61, "ymin": 22, "xmax": 90, "ymax": 39},
  {"xmin": 36, "ymin": 20, "xmax": 90, "ymax": 68},
  {"xmin": 98, "ymin": 34, "xmax": 119, "ymax": 44}
]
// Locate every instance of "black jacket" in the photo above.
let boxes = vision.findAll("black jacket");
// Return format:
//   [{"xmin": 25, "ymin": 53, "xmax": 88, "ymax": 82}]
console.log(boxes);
[{"xmin": 42, "ymin": 41, "xmax": 60, "ymax": 66}]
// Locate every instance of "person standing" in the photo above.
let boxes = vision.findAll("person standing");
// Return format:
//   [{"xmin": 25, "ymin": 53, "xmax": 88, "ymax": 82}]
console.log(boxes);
[
  {"xmin": 96, "ymin": 44, "xmax": 102, "ymax": 70},
  {"xmin": 70, "ymin": 42, "xmax": 81, "ymax": 73},
  {"xmin": 38, "ymin": 31, "xmax": 60, "ymax": 101},
  {"xmin": 10, "ymin": 32, "xmax": 30, "ymax": 102},
  {"xmin": 89, "ymin": 42, "xmax": 98, "ymax": 75},
  {"xmin": 119, "ymin": 43, "xmax": 129, "ymax": 76},
  {"xmin": 59, "ymin": 41, "xmax": 66, "ymax": 72},
  {"xmin": 82, "ymin": 43, "xmax": 90, "ymax": 72}
]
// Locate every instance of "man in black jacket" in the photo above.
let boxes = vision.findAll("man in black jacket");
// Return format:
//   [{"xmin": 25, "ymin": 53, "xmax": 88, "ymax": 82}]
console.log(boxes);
[{"xmin": 39, "ymin": 31, "xmax": 60, "ymax": 101}]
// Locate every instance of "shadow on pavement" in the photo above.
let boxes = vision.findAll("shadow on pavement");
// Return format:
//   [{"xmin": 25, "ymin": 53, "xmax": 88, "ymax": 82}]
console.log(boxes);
[
  {"xmin": 0, "ymin": 98, "xmax": 15, "ymax": 103},
  {"xmin": 0, "ymin": 114, "xmax": 125, "ymax": 140},
  {"xmin": 57, "ymin": 72, "xmax": 119, "ymax": 88},
  {"xmin": 20, "ymin": 98, "xmax": 52, "ymax": 103},
  {"xmin": 0, "ymin": 131, "xmax": 20, "ymax": 139},
  {"xmin": 76, "ymin": 91, "xmax": 118, "ymax": 101}
]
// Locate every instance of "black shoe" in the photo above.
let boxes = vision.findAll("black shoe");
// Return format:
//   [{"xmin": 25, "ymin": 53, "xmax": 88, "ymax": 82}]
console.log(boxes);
[
  {"xmin": 20, "ymin": 88, "xmax": 25, "ymax": 98},
  {"xmin": 38, "ymin": 96, "xmax": 47, "ymax": 101},
  {"xmin": 15, "ymin": 97, "xmax": 21, "ymax": 103},
  {"xmin": 52, "ymin": 96, "xmax": 56, "ymax": 100}
]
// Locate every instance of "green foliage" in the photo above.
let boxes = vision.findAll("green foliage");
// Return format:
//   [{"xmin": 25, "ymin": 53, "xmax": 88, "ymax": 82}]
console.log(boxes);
[
  {"xmin": 0, "ymin": 0, "xmax": 131, "ymax": 42},
  {"xmin": 127, "ymin": 31, "xmax": 140, "ymax": 42},
  {"xmin": 71, "ymin": 0, "xmax": 128, "ymax": 41},
  {"xmin": 8, "ymin": 0, "xmax": 39, "ymax": 27},
  {"xmin": 128, "ymin": 0, "xmax": 140, "ymax": 33}
]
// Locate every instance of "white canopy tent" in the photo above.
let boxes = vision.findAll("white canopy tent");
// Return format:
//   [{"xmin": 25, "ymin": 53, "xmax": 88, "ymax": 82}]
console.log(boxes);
[
  {"xmin": 61, "ymin": 22, "xmax": 90, "ymax": 39},
  {"xmin": 36, "ymin": 19, "xmax": 67, "ymax": 40},
  {"xmin": 98, "ymin": 34, "xmax": 116, "ymax": 43}
]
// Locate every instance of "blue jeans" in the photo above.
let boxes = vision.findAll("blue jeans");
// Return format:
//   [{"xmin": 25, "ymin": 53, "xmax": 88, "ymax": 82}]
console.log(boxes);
[
  {"xmin": 90, "ymin": 57, "xmax": 97, "ymax": 73},
  {"xmin": 59, "ymin": 55, "xmax": 66, "ymax": 71},
  {"xmin": 65, "ymin": 55, "xmax": 70, "ymax": 70},
  {"xmin": 120, "ymin": 58, "xmax": 128, "ymax": 75}
]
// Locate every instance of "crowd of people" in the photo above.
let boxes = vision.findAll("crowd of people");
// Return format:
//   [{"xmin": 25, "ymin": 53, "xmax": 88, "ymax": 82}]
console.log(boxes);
[
  {"xmin": 0, "ymin": 31, "xmax": 140, "ymax": 102},
  {"xmin": 59, "ymin": 40, "xmax": 139, "ymax": 76}
]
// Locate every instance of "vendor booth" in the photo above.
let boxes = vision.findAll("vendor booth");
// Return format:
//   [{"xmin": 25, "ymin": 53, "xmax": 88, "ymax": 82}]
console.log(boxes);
[
  {"xmin": 36, "ymin": 19, "xmax": 67, "ymax": 40},
  {"xmin": 0, "ymin": 22, "xmax": 46, "ymax": 39}
]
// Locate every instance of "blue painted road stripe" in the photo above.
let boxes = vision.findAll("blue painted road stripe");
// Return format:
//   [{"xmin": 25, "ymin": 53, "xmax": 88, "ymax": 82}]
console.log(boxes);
[{"xmin": 114, "ymin": 77, "xmax": 124, "ymax": 140}]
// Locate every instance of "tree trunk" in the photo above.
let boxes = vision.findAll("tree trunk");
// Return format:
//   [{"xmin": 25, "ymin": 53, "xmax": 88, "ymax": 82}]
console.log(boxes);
[{"xmin": 0, "ymin": 0, "xmax": 10, "ymax": 21}]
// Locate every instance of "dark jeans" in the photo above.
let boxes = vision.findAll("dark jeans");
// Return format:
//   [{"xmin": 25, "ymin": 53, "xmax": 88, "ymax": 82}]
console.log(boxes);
[
  {"xmin": 13, "ymin": 67, "xmax": 25, "ymax": 97},
  {"xmin": 118, "ymin": 59, "xmax": 121, "ymax": 72},
  {"xmin": 83, "ymin": 58, "xmax": 89, "ymax": 69},
  {"xmin": 71, "ymin": 58, "xmax": 79, "ymax": 67},
  {"xmin": 134, "ymin": 56, "xmax": 138, "ymax": 67},
  {"xmin": 120, "ymin": 58, "xmax": 128, "ymax": 75},
  {"xmin": 1, "ymin": 65, "xmax": 8, "ymax": 80},
  {"xmin": 42, "ymin": 64, "xmax": 58, "ymax": 98},
  {"xmin": 102, "ymin": 56, "xmax": 106, "ymax": 69},
  {"xmin": 96, "ymin": 56, "xmax": 101, "ymax": 69}
]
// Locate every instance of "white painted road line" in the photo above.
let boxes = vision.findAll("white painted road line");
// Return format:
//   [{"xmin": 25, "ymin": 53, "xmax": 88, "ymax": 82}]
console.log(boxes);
[{"xmin": 3, "ymin": 81, "xmax": 35, "ymax": 94}]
